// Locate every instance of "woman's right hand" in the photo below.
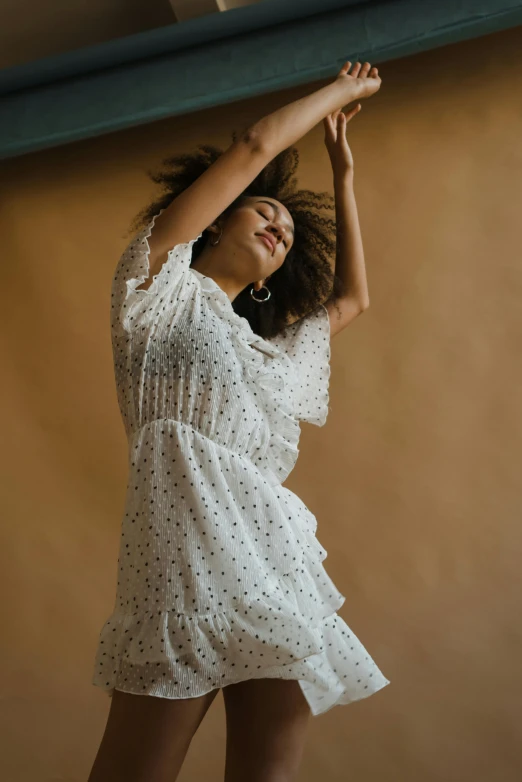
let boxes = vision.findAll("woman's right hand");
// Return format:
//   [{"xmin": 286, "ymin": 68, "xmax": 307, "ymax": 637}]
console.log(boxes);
[{"xmin": 336, "ymin": 61, "xmax": 381, "ymax": 100}]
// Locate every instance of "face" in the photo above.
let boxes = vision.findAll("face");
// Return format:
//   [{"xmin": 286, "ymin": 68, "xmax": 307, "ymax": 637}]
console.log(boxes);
[{"xmin": 218, "ymin": 196, "xmax": 295, "ymax": 283}]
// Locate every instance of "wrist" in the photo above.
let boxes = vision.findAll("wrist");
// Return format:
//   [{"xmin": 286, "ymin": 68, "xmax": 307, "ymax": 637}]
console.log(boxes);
[
  {"xmin": 334, "ymin": 76, "xmax": 364, "ymax": 105},
  {"xmin": 333, "ymin": 166, "xmax": 354, "ymax": 182}
]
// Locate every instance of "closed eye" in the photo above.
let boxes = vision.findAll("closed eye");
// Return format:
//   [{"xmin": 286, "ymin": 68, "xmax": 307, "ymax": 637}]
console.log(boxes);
[{"xmin": 257, "ymin": 210, "xmax": 288, "ymax": 248}]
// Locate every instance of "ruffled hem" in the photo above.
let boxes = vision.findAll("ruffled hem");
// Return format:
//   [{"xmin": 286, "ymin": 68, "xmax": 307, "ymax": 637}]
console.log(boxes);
[
  {"xmin": 190, "ymin": 269, "xmax": 301, "ymax": 486},
  {"xmin": 92, "ymin": 499, "xmax": 391, "ymax": 716},
  {"xmin": 92, "ymin": 564, "xmax": 389, "ymax": 716},
  {"xmin": 92, "ymin": 480, "xmax": 391, "ymax": 715},
  {"xmin": 92, "ymin": 565, "xmax": 339, "ymax": 679}
]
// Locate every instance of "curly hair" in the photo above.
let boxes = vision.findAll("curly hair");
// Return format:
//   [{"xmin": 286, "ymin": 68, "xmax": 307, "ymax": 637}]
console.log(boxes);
[{"xmin": 128, "ymin": 133, "xmax": 345, "ymax": 339}]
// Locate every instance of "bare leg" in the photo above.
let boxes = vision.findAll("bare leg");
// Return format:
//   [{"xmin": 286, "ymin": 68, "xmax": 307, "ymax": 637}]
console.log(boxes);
[
  {"xmin": 88, "ymin": 686, "xmax": 220, "ymax": 782},
  {"xmin": 223, "ymin": 678, "xmax": 311, "ymax": 782}
]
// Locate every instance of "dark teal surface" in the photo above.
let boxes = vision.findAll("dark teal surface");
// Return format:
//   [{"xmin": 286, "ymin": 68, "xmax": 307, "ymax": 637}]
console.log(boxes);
[{"xmin": 1, "ymin": 0, "xmax": 521, "ymax": 159}]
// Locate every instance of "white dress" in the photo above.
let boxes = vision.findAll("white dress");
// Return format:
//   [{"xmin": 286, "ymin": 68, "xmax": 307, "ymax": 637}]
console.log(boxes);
[{"xmin": 92, "ymin": 209, "xmax": 390, "ymax": 716}]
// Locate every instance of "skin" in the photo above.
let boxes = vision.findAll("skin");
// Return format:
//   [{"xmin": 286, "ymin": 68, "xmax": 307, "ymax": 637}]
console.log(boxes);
[{"xmin": 190, "ymin": 195, "xmax": 295, "ymax": 302}]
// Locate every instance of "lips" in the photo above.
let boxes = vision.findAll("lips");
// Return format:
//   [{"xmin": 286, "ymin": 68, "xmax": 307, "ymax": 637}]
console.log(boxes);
[{"xmin": 257, "ymin": 233, "xmax": 276, "ymax": 253}]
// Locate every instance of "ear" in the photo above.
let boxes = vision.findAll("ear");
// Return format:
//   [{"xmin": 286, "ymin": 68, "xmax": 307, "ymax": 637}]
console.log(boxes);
[{"xmin": 252, "ymin": 272, "xmax": 273, "ymax": 291}]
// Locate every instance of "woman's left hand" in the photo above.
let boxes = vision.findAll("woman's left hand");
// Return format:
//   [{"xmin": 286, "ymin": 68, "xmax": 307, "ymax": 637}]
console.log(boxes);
[{"xmin": 323, "ymin": 102, "xmax": 361, "ymax": 175}]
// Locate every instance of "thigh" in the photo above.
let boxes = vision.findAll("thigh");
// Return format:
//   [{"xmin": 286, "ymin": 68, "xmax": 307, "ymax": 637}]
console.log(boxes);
[
  {"xmin": 223, "ymin": 678, "xmax": 311, "ymax": 782},
  {"xmin": 88, "ymin": 686, "xmax": 220, "ymax": 782}
]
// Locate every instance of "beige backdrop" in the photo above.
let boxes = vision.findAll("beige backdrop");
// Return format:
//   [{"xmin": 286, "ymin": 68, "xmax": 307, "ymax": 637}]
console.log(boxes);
[{"xmin": 1, "ymin": 23, "xmax": 521, "ymax": 782}]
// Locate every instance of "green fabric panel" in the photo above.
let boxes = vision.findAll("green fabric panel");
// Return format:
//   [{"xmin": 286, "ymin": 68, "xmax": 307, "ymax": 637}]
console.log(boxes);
[
  {"xmin": 0, "ymin": 0, "xmax": 371, "ymax": 93},
  {"xmin": 1, "ymin": 0, "xmax": 521, "ymax": 159}
]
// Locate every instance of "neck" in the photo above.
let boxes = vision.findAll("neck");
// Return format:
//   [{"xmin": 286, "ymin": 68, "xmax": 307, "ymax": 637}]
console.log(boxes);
[{"xmin": 191, "ymin": 246, "xmax": 251, "ymax": 303}]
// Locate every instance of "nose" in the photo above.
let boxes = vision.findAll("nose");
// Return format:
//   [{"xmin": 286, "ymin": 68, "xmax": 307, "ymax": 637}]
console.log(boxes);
[{"xmin": 268, "ymin": 224, "xmax": 284, "ymax": 244}]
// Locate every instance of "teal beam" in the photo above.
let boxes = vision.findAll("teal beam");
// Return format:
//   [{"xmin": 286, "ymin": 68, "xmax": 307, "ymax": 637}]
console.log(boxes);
[
  {"xmin": 1, "ymin": 0, "xmax": 521, "ymax": 159},
  {"xmin": 0, "ymin": 0, "xmax": 370, "ymax": 93}
]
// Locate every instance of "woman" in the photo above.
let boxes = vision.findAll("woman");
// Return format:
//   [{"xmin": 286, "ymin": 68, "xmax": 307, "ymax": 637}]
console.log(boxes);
[{"xmin": 89, "ymin": 61, "xmax": 389, "ymax": 782}]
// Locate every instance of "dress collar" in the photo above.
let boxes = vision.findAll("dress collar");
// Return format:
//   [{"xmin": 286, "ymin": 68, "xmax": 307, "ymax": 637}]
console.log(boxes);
[
  {"xmin": 190, "ymin": 268, "xmax": 233, "ymax": 307},
  {"xmin": 189, "ymin": 267, "xmax": 282, "ymax": 357}
]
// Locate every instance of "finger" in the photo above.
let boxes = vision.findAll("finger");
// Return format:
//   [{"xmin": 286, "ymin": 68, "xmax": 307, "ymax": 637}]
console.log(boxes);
[
  {"xmin": 324, "ymin": 114, "xmax": 335, "ymax": 131},
  {"xmin": 323, "ymin": 115, "xmax": 336, "ymax": 140},
  {"xmin": 351, "ymin": 61, "xmax": 362, "ymax": 77},
  {"xmin": 360, "ymin": 61, "xmax": 371, "ymax": 77}
]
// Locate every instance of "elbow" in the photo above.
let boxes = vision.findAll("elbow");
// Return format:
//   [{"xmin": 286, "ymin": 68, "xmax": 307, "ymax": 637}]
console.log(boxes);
[{"xmin": 242, "ymin": 127, "xmax": 271, "ymax": 156}]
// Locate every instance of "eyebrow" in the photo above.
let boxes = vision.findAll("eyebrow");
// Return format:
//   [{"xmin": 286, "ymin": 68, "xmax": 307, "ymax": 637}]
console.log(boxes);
[{"xmin": 255, "ymin": 199, "xmax": 295, "ymax": 238}]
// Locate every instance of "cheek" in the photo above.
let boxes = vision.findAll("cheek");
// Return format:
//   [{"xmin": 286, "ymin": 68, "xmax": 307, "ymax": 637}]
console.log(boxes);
[{"xmin": 240, "ymin": 213, "xmax": 260, "ymax": 234}]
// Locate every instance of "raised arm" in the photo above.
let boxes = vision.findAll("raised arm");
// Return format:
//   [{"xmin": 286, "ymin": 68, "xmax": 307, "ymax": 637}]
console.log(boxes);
[
  {"xmin": 247, "ymin": 61, "xmax": 380, "ymax": 158},
  {"xmin": 144, "ymin": 62, "xmax": 380, "ymax": 297},
  {"xmin": 320, "ymin": 64, "xmax": 379, "ymax": 337}
]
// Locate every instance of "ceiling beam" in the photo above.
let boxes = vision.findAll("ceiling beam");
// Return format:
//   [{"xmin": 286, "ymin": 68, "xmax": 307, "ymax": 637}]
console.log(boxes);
[{"xmin": 1, "ymin": 0, "xmax": 521, "ymax": 159}]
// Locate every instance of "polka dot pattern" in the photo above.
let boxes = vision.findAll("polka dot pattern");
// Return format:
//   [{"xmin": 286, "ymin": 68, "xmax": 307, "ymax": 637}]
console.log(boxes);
[{"xmin": 92, "ymin": 210, "xmax": 390, "ymax": 716}]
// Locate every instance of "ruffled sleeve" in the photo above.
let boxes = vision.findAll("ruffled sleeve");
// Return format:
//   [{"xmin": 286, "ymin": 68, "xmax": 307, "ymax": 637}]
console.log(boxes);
[
  {"xmin": 110, "ymin": 208, "xmax": 202, "ymax": 333},
  {"xmin": 267, "ymin": 303, "xmax": 331, "ymax": 426}
]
